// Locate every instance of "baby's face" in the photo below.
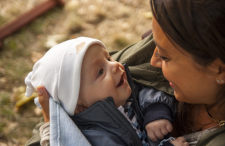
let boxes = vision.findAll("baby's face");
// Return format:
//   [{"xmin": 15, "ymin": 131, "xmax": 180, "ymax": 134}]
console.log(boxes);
[{"xmin": 75, "ymin": 44, "xmax": 131, "ymax": 114}]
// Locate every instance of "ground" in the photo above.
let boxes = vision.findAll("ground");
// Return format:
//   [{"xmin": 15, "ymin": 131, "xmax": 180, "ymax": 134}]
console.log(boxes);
[{"xmin": 0, "ymin": 0, "xmax": 152, "ymax": 145}]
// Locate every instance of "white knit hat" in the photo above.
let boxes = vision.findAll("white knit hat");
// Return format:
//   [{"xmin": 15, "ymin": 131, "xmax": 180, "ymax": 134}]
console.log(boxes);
[{"xmin": 25, "ymin": 37, "xmax": 106, "ymax": 116}]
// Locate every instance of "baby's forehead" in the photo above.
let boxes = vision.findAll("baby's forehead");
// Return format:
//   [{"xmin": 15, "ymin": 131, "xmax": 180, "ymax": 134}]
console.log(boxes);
[
  {"xmin": 81, "ymin": 44, "xmax": 109, "ymax": 73},
  {"xmin": 87, "ymin": 44, "xmax": 108, "ymax": 55},
  {"xmin": 88, "ymin": 43, "xmax": 106, "ymax": 50},
  {"xmin": 75, "ymin": 40, "xmax": 106, "ymax": 55}
]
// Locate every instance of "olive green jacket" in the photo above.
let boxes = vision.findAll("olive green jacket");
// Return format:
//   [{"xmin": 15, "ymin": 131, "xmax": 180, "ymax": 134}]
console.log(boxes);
[
  {"xmin": 110, "ymin": 34, "xmax": 174, "ymax": 96},
  {"xmin": 196, "ymin": 126, "xmax": 225, "ymax": 146},
  {"xmin": 25, "ymin": 34, "xmax": 225, "ymax": 146}
]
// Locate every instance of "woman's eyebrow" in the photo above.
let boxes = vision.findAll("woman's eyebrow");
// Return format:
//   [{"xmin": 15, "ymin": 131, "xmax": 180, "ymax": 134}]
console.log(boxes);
[{"xmin": 153, "ymin": 39, "xmax": 167, "ymax": 53}]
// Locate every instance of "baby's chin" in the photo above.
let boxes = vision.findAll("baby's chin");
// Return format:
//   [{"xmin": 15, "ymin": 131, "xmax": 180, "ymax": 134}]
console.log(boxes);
[{"xmin": 121, "ymin": 86, "xmax": 132, "ymax": 106}]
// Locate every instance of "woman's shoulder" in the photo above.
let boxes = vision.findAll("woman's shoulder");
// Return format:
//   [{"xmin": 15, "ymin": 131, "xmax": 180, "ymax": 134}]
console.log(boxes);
[{"xmin": 197, "ymin": 126, "xmax": 225, "ymax": 146}]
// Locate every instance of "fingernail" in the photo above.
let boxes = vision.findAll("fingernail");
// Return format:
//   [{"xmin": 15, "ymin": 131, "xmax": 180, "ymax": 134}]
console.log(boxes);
[{"xmin": 37, "ymin": 86, "xmax": 43, "ymax": 95}]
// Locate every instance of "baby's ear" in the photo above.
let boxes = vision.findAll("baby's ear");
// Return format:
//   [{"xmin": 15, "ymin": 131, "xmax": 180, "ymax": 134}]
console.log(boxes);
[{"xmin": 74, "ymin": 104, "xmax": 88, "ymax": 114}]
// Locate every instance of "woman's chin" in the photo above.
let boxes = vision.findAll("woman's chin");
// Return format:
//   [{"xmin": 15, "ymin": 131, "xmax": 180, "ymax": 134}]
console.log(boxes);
[{"xmin": 174, "ymin": 90, "xmax": 184, "ymax": 102}]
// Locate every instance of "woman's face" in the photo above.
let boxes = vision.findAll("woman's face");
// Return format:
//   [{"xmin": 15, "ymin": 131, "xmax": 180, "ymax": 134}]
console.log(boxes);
[{"xmin": 150, "ymin": 17, "xmax": 221, "ymax": 104}]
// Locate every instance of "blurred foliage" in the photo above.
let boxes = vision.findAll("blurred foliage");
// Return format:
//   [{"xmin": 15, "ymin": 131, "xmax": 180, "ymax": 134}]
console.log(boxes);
[
  {"xmin": 114, "ymin": 36, "xmax": 130, "ymax": 49},
  {"xmin": 0, "ymin": 0, "xmax": 152, "ymax": 145}
]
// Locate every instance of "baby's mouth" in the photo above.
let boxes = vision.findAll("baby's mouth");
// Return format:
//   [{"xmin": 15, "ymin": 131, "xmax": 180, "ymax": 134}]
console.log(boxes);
[{"xmin": 116, "ymin": 72, "xmax": 125, "ymax": 87}]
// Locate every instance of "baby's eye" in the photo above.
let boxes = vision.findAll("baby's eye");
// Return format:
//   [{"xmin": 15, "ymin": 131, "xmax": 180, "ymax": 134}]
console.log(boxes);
[
  {"xmin": 98, "ymin": 68, "xmax": 104, "ymax": 77},
  {"xmin": 107, "ymin": 56, "xmax": 112, "ymax": 61}
]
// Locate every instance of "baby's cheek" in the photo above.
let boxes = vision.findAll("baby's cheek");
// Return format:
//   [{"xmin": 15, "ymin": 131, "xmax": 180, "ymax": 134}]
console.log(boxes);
[{"xmin": 126, "ymin": 85, "xmax": 132, "ymax": 96}]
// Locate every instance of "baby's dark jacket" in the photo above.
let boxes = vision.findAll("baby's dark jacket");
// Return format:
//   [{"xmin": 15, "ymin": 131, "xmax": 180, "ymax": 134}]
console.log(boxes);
[
  {"xmin": 70, "ymin": 64, "xmax": 176, "ymax": 146},
  {"xmin": 25, "ymin": 34, "xmax": 177, "ymax": 146}
]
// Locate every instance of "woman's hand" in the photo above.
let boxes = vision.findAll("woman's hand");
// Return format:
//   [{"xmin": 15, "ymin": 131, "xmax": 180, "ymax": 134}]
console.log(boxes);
[
  {"xmin": 170, "ymin": 137, "xmax": 189, "ymax": 146},
  {"xmin": 37, "ymin": 86, "xmax": 50, "ymax": 123}
]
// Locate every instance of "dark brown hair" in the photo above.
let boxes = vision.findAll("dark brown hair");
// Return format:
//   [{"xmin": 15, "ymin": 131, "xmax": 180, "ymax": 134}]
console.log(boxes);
[{"xmin": 150, "ymin": 0, "xmax": 225, "ymax": 135}]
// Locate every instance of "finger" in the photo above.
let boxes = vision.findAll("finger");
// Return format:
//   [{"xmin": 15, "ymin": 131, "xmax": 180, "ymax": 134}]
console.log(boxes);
[
  {"xmin": 184, "ymin": 142, "xmax": 189, "ymax": 146},
  {"xmin": 37, "ymin": 86, "xmax": 50, "ymax": 109},
  {"xmin": 147, "ymin": 131, "xmax": 158, "ymax": 142},
  {"xmin": 165, "ymin": 121, "xmax": 173, "ymax": 132},
  {"xmin": 154, "ymin": 129, "xmax": 164, "ymax": 140},
  {"xmin": 42, "ymin": 110, "xmax": 50, "ymax": 123},
  {"xmin": 160, "ymin": 127, "xmax": 169, "ymax": 135},
  {"xmin": 37, "ymin": 86, "xmax": 50, "ymax": 123},
  {"xmin": 176, "ymin": 137, "xmax": 186, "ymax": 143},
  {"xmin": 37, "ymin": 86, "xmax": 50, "ymax": 104}
]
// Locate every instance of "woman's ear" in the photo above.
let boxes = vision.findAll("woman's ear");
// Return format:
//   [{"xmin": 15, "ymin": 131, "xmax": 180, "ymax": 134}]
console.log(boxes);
[{"xmin": 210, "ymin": 58, "xmax": 225, "ymax": 84}]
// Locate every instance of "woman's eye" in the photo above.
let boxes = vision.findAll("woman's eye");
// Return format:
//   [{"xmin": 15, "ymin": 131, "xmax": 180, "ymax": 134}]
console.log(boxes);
[
  {"xmin": 159, "ymin": 56, "xmax": 168, "ymax": 60},
  {"xmin": 98, "ymin": 68, "xmax": 104, "ymax": 77},
  {"xmin": 155, "ymin": 50, "xmax": 168, "ymax": 60}
]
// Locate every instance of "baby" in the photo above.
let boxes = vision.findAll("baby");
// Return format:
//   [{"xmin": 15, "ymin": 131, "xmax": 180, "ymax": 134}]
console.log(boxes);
[{"xmin": 25, "ymin": 37, "xmax": 177, "ymax": 146}]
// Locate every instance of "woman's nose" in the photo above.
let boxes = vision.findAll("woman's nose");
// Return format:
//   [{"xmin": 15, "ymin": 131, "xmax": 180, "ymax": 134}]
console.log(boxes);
[
  {"xmin": 150, "ymin": 48, "xmax": 162, "ymax": 68},
  {"xmin": 111, "ymin": 61, "xmax": 119, "ymax": 74}
]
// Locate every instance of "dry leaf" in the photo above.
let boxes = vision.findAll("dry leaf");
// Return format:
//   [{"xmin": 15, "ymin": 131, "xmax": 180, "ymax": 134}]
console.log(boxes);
[
  {"xmin": 0, "ymin": 77, "xmax": 7, "ymax": 84},
  {"xmin": 34, "ymin": 107, "xmax": 42, "ymax": 116},
  {"xmin": 31, "ymin": 51, "xmax": 43, "ymax": 63},
  {"xmin": 144, "ymin": 12, "xmax": 153, "ymax": 19},
  {"xmin": 0, "ymin": 142, "xmax": 7, "ymax": 146},
  {"xmin": 14, "ymin": 86, "xmax": 38, "ymax": 108}
]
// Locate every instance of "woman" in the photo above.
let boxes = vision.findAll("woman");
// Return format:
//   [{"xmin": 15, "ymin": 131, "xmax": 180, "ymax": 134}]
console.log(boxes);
[{"xmin": 149, "ymin": 0, "xmax": 225, "ymax": 145}]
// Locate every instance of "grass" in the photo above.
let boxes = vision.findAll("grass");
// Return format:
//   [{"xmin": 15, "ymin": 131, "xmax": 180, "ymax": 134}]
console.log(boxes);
[
  {"xmin": 0, "ymin": 4, "xmax": 61, "ymax": 146},
  {"xmin": 0, "ymin": 0, "xmax": 151, "ymax": 145}
]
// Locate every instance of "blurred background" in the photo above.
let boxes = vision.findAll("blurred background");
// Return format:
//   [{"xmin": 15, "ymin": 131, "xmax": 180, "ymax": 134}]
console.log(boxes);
[{"xmin": 0, "ymin": 0, "xmax": 152, "ymax": 145}]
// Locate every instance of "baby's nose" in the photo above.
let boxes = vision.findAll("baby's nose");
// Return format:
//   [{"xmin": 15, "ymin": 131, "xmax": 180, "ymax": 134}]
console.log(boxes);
[{"xmin": 111, "ymin": 62, "xmax": 119, "ymax": 74}]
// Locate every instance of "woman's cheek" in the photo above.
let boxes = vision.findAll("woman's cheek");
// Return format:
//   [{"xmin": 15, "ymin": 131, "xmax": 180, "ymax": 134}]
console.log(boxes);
[
  {"xmin": 162, "ymin": 65, "xmax": 184, "ymax": 101},
  {"xmin": 161, "ymin": 64, "xmax": 171, "ymax": 82}
]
